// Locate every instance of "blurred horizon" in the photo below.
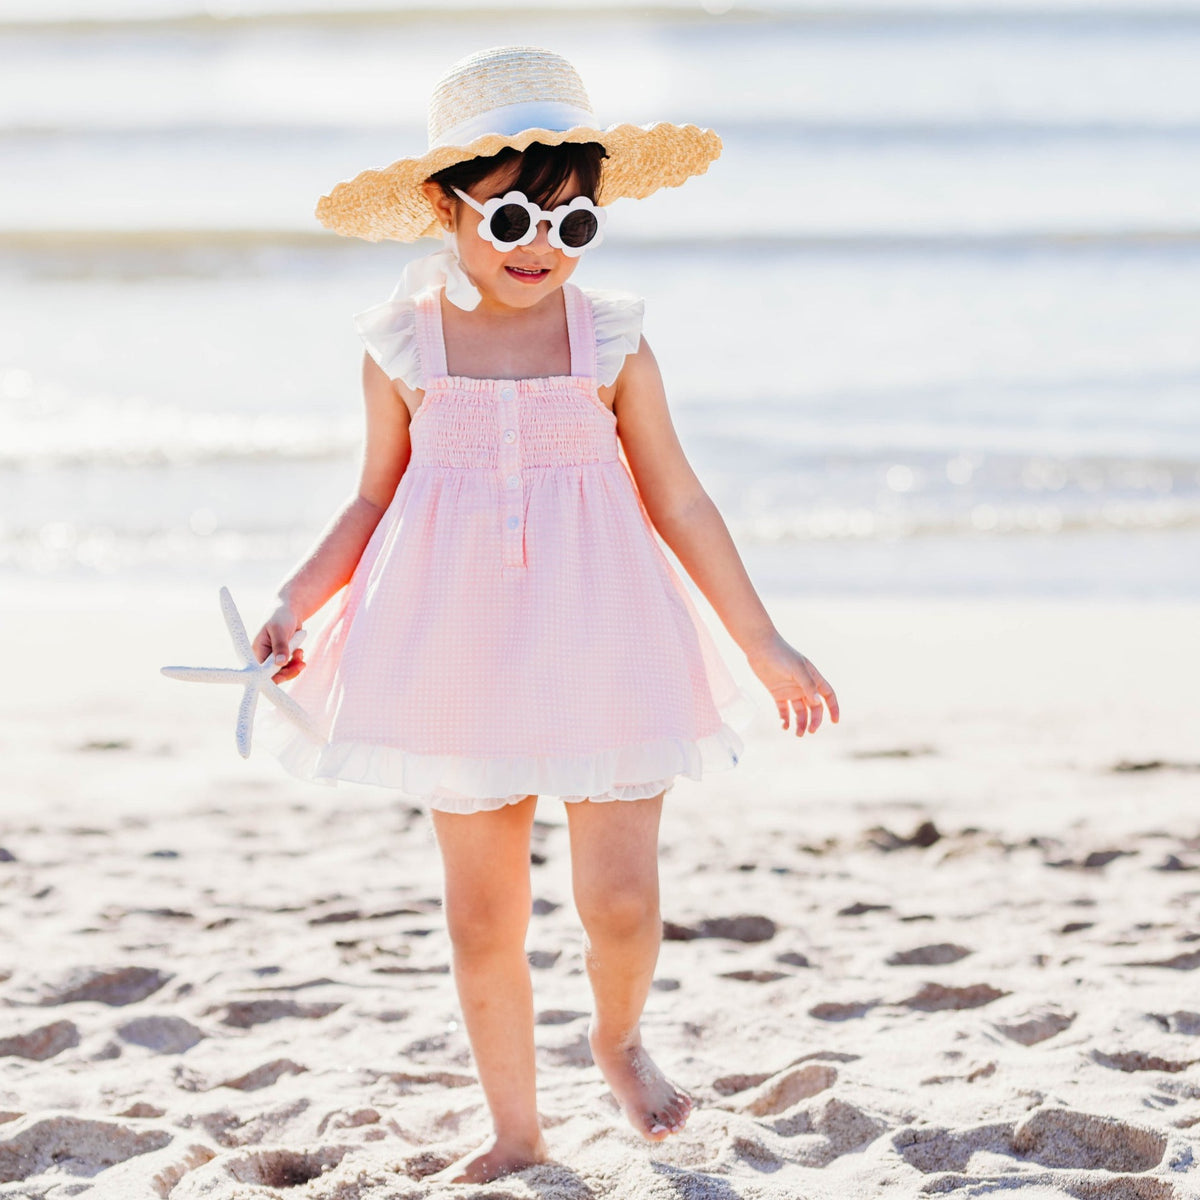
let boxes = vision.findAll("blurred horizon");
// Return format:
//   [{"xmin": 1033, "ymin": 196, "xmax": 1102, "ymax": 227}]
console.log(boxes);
[{"xmin": 2, "ymin": 0, "xmax": 1199, "ymax": 599}]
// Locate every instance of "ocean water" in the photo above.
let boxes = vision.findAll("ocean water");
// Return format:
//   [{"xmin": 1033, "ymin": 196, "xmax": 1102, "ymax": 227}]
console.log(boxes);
[{"xmin": 2, "ymin": 1, "xmax": 1199, "ymax": 599}]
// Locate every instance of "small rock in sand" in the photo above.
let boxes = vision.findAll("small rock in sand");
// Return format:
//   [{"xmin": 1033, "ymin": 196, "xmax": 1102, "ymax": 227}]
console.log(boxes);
[
  {"xmin": 0, "ymin": 1114, "xmax": 171, "ymax": 1183},
  {"xmin": 116, "ymin": 1102, "xmax": 166, "ymax": 1118},
  {"xmin": 1092, "ymin": 1048, "xmax": 1196, "ymax": 1073},
  {"xmin": 116, "ymin": 1015, "xmax": 207, "ymax": 1054},
  {"xmin": 837, "ymin": 902, "xmax": 891, "ymax": 917},
  {"xmin": 865, "ymin": 820, "xmax": 942, "ymax": 851},
  {"xmin": 1011, "ymin": 1107, "xmax": 1166, "ymax": 1172},
  {"xmin": 993, "ymin": 1007, "xmax": 1076, "ymax": 1045},
  {"xmin": 775, "ymin": 951, "xmax": 812, "ymax": 967},
  {"xmin": 902, "ymin": 983, "xmax": 1008, "ymax": 1011},
  {"xmin": 1150, "ymin": 1010, "xmax": 1200, "ymax": 1035},
  {"xmin": 1155, "ymin": 853, "xmax": 1199, "ymax": 872},
  {"xmin": 217, "ymin": 1058, "xmax": 308, "ymax": 1092},
  {"xmin": 535, "ymin": 1009, "xmax": 587, "ymax": 1026},
  {"xmin": 29, "ymin": 966, "xmax": 172, "ymax": 1008},
  {"xmin": 663, "ymin": 915, "xmax": 777, "ymax": 942},
  {"xmin": 713, "ymin": 1071, "xmax": 773, "ymax": 1096},
  {"xmin": 208, "ymin": 999, "xmax": 341, "ymax": 1029},
  {"xmin": 809, "ymin": 1000, "xmax": 877, "ymax": 1021},
  {"xmin": 0, "ymin": 1020, "xmax": 79, "ymax": 1061},
  {"xmin": 886, "ymin": 943, "xmax": 972, "ymax": 966},
  {"xmin": 720, "ymin": 969, "xmax": 790, "ymax": 983},
  {"xmin": 1125, "ymin": 949, "xmax": 1200, "ymax": 971}
]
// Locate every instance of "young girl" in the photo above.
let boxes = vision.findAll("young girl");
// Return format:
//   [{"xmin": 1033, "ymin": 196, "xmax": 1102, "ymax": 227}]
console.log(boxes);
[{"xmin": 252, "ymin": 45, "xmax": 839, "ymax": 1186}]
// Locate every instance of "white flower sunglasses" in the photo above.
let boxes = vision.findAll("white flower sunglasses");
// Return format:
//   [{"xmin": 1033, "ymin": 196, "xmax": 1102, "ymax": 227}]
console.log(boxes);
[{"xmin": 451, "ymin": 186, "xmax": 606, "ymax": 258}]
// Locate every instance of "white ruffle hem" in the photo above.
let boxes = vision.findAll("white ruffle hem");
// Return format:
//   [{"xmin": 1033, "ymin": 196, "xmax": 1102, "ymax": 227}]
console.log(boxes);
[{"xmin": 257, "ymin": 684, "xmax": 759, "ymax": 814}]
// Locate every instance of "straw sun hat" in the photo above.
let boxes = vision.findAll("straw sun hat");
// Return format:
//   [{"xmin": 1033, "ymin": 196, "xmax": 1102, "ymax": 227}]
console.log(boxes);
[{"xmin": 315, "ymin": 45, "xmax": 722, "ymax": 243}]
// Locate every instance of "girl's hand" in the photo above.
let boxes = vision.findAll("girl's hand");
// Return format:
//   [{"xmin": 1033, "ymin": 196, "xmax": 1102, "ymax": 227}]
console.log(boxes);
[
  {"xmin": 746, "ymin": 631, "xmax": 839, "ymax": 737},
  {"xmin": 252, "ymin": 603, "xmax": 306, "ymax": 683}
]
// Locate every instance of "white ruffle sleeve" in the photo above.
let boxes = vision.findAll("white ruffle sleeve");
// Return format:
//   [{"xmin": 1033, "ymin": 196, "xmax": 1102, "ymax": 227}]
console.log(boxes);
[
  {"xmin": 352, "ymin": 283, "xmax": 645, "ymax": 392},
  {"xmin": 583, "ymin": 287, "xmax": 645, "ymax": 388},
  {"xmin": 352, "ymin": 290, "xmax": 423, "ymax": 391}
]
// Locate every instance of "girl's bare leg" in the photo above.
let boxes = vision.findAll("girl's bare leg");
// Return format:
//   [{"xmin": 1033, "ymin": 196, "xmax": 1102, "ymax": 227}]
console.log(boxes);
[
  {"xmin": 565, "ymin": 792, "xmax": 694, "ymax": 1141},
  {"xmin": 429, "ymin": 795, "xmax": 549, "ymax": 1185}
]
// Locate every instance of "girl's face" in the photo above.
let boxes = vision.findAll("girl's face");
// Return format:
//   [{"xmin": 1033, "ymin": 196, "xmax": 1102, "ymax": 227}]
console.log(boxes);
[{"xmin": 422, "ymin": 165, "xmax": 584, "ymax": 310}]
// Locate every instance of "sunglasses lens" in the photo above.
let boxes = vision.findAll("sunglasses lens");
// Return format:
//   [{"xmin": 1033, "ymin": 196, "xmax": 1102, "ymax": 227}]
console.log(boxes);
[
  {"xmin": 558, "ymin": 208, "xmax": 599, "ymax": 249},
  {"xmin": 489, "ymin": 202, "xmax": 532, "ymax": 245}
]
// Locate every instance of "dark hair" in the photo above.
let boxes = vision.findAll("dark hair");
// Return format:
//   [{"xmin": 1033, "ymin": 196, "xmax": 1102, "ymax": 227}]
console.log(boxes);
[{"xmin": 427, "ymin": 140, "xmax": 607, "ymax": 209}]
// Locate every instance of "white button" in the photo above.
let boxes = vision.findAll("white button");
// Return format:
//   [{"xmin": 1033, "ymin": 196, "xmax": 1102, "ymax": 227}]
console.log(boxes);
[
  {"xmin": 503, "ymin": 429, "xmax": 516, "ymax": 443},
  {"xmin": 501, "ymin": 387, "xmax": 515, "ymax": 400},
  {"xmin": 506, "ymin": 515, "xmax": 520, "ymax": 530}
]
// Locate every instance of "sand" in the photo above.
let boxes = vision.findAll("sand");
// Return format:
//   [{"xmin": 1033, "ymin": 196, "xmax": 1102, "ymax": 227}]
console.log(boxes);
[{"xmin": 1, "ymin": 582, "xmax": 1198, "ymax": 1199}]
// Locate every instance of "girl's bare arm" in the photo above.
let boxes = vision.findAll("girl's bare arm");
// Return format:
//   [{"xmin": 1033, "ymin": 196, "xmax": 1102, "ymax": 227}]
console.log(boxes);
[
  {"xmin": 253, "ymin": 354, "xmax": 413, "ymax": 675},
  {"xmin": 614, "ymin": 338, "xmax": 838, "ymax": 734}
]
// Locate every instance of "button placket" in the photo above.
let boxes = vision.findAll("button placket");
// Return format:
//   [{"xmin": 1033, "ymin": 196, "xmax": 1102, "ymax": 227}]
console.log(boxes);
[{"xmin": 497, "ymin": 382, "xmax": 525, "ymax": 568}]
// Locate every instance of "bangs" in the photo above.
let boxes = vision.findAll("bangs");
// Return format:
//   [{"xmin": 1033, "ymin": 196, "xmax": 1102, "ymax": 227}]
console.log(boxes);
[{"xmin": 428, "ymin": 141, "xmax": 607, "ymax": 207}]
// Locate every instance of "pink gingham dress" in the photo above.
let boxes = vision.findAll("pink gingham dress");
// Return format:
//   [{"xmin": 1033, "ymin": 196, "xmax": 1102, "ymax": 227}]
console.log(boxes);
[{"xmin": 258, "ymin": 280, "xmax": 756, "ymax": 813}]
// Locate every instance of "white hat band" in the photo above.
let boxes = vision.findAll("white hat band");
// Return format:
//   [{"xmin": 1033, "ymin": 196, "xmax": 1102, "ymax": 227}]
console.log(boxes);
[{"xmin": 433, "ymin": 100, "xmax": 597, "ymax": 150}]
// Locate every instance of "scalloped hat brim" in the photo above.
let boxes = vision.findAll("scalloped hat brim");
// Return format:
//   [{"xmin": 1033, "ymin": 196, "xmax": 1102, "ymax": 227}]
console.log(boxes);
[{"xmin": 315, "ymin": 122, "xmax": 722, "ymax": 243}]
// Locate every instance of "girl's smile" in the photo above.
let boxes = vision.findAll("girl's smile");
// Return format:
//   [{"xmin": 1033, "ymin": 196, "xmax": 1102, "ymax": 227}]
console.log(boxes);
[{"xmin": 505, "ymin": 264, "xmax": 552, "ymax": 283}]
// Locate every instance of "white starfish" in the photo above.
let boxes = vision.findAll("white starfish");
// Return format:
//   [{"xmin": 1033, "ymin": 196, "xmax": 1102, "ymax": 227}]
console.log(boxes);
[{"xmin": 160, "ymin": 586, "xmax": 324, "ymax": 758}]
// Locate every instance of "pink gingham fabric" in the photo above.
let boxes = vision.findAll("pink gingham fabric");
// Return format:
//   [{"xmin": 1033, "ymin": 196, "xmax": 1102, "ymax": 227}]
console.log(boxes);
[{"xmin": 258, "ymin": 282, "xmax": 757, "ymax": 812}]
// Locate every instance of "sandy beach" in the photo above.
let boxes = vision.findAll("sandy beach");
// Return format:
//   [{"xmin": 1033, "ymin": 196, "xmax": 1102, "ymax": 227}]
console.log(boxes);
[{"xmin": 1, "ymin": 586, "xmax": 1197, "ymax": 1198}]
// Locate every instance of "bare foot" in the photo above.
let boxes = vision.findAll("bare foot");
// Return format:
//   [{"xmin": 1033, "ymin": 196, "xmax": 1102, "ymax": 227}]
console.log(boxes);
[
  {"xmin": 589, "ymin": 1026, "xmax": 694, "ymax": 1141},
  {"xmin": 430, "ymin": 1133, "xmax": 550, "ymax": 1185}
]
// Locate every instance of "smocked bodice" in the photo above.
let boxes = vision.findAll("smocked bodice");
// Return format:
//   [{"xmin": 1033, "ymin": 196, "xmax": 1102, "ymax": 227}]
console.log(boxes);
[
  {"xmin": 407, "ymin": 282, "xmax": 616, "ymax": 466},
  {"xmin": 410, "ymin": 375, "xmax": 618, "ymax": 470}
]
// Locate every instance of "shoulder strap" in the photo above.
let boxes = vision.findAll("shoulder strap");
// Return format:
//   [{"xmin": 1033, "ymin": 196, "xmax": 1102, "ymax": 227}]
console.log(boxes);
[
  {"xmin": 564, "ymin": 283, "xmax": 597, "ymax": 380},
  {"xmin": 414, "ymin": 288, "xmax": 449, "ymax": 382}
]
